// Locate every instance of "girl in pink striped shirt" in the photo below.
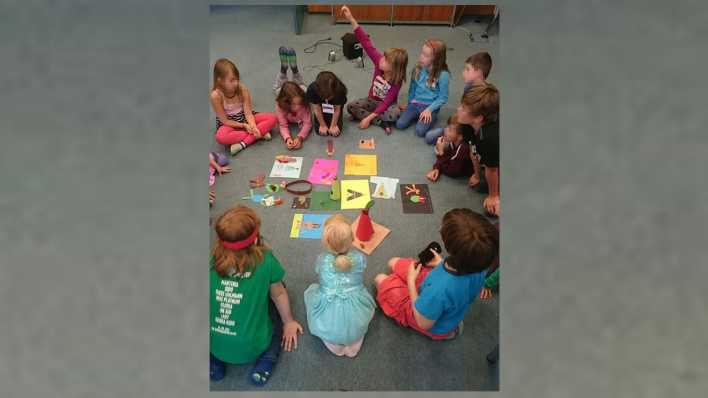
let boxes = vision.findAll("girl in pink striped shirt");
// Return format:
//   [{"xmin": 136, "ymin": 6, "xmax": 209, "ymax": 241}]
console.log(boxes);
[{"xmin": 275, "ymin": 81, "xmax": 312, "ymax": 150}]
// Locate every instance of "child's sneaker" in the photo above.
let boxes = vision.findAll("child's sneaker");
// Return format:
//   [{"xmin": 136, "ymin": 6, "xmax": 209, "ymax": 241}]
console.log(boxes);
[
  {"xmin": 292, "ymin": 71, "xmax": 305, "ymax": 86},
  {"xmin": 273, "ymin": 72, "xmax": 288, "ymax": 94},
  {"xmin": 263, "ymin": 132, "xmax": 272, "ymax": 141},
  {"xmin": 230, "ymin": 142, "xmax": 246, "ymax": 156}
]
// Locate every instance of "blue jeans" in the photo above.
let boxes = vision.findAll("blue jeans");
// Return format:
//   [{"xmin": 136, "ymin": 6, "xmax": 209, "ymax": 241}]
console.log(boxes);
[
  {"xmin": 210, "ymin": 296, "xmax": 283, "ymax": 382},
  {"xmin": 424, "ymin": 127, "xmax": 444, "ymax": 145},
  {"xmin": 395, "ymin": 102, "xmax": 439, "ymax": 138}
]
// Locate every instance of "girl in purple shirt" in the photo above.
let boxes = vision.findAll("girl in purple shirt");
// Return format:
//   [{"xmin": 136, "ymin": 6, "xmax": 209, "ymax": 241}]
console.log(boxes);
[{"xmin": 341, "ymin": 6, "xmax": 408, "ymax": 135}]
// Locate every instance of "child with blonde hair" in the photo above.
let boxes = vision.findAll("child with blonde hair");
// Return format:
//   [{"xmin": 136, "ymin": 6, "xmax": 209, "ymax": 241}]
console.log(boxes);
[
  {"xmin": 210, "ymin": 206, "xmax": 303, "ymax": 385},
  {"xmin": 304, "ymin": 214, "xmax": 376, "ymax": 357},
  {"xmin": 395, "ymin": 38, "xmax": 450, "ymax": 141},
  {"xmin": 341, "ymin": 5, "xmax": 408, "ymax": 135},
  {"xmin": 210, "ymin": 58, "xmax": 277, "ymax": 155}
]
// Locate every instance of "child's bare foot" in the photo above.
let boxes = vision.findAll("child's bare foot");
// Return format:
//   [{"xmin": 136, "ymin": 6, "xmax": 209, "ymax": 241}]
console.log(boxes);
[
  {"xmin": 468, "ymin": 173, "xmax": 480, "ymax": 187},
  {"xmin": 426, "ymin": 169, "xmax": 439, "ymax": 182}
]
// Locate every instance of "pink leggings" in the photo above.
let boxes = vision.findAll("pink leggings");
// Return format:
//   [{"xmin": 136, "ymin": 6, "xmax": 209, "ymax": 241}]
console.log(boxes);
[{"xmin": 214, "ymin": 113, "xmax": 277, "ymax": 146}]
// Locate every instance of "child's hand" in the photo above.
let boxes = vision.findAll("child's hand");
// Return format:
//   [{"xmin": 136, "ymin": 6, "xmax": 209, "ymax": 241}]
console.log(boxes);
[
  {"xmin": 285, "ymin": 137, "xmax": 294, "ymax": 149},
  {"xmin": 251, "ymin": 124, "xmax": 262, "ymax": 138},
  {"xmin": 340, "ymin": 5, "xmax": 354, "ymax": 21},
  {"xmin": 419, "ymin": 108, "xmax": 433, "ymax": 124},
  {"xmin": 427, "ymin": 248, "xmax": 443, "ymax": 267},
  {"xmin": 480, "ymin": 287, "xmax": 493, "ymax": 300},
  {"xmin": 426, "ymin": 169, "xmax": 439, "ymax": 182},
  {"xmin": 407, "ymin": 262, "xmax": 422, "ymax": 287},
  {"xmin": 292, "ymin": 137, "xmax": 302, "ymax": 149},
  {"xmin": 468, "ymin": 173, "xmax": 480, "ymax": 187},
  {"xmin": 359, "ymin": 114, "xmax": 373, "ymax": 129},
  {"xmin": 216, "ymin": 165, "xmax": 232, "ymax": 175},
  {"xmin": 484, "ymin": 195, "xmax": 500, "ymax": 216},
  {"xmin": 435, "ymin": 136, "xmax": 445, "ymax": 153},
  {"xmin": 209, "ymin": 191, "xmax": 216, "ymax": 205},
  {"xmin": 329, "ymin": 125, "xmax": 341, "ymax": 137},
  {"xmin": 281, "ymin": 320, "xmax": 304, "ymax": 352},
  {"xmin": 318, "ymin": 125, "xmax": 329, "ymax": 136}
]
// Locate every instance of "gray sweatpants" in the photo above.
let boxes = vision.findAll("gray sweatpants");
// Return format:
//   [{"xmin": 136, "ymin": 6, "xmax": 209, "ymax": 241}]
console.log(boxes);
[{"xmin": 346, "ymin": 97, "xmax": 400, "ymax": 123}]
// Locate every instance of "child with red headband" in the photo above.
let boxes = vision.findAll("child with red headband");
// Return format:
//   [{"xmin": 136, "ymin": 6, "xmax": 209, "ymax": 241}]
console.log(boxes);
[{"xmin": 209, "ymin": 206, "xmax": 303, "ymax": 386}]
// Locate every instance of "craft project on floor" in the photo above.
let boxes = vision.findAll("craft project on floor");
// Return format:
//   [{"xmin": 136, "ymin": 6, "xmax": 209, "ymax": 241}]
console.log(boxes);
[
  {"xmin": 344, "ymin": 154, "xmax": 377, "ymax": 176},
  {"xmin": 307, "ymin": 158, "xmax": 339, "ymax": 185},
  {"xmin": 269, "ymin": 155, "xmax": 303, "ymax": 179},
  {"xmin": 241, "ymin": 189, "xmax": 283, "ymax": 207},
  {"xmin": 310, "ymin": 191, "xmax": 340, "ymax": 211},
  {"xmin": 358, "ymin": 137, "xmax": 375, "ymax": 150},
  {"xmin": 370, "ymin": 176, "xmax": 399, "ymax": 199},
  {"xmin": 290, "ymin": 213, "xmax": 331, "ymax": 239},
  {"xmin": 340, "ymin": 179, "xmax": 372, "ymax": 210},
  {"xmin": 351, "ymin": 200, "xmax": 390, "ymax": 255},
  {"xmin": 291, "ymin": 195, "xmax": 310, "ymax": 209},
  {"xmin": 399, "ymin": 183, "xmax": 434, "ymax": 214}
]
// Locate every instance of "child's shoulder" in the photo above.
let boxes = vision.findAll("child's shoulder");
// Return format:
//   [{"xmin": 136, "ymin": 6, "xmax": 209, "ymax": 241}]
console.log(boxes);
[{"xmin": 210, "ymin": 89, "xmax": 222, "ymax": 101}]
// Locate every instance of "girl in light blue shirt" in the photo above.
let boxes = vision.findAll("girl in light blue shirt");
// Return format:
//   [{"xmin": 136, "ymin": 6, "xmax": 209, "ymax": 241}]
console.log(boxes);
[{"xmin": 395, "ymin": 39, "xmax": 450, "ymax": 141}]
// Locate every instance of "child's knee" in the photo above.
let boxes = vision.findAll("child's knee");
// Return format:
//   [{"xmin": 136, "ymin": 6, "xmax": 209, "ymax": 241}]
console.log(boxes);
[
  {"xmin": 374, "ymin": 274, "xmax": 387, "ymax": 287},
  {"xmin": 415, "ymin": 122, "xmax": 431, "ymax": 137},
  {"xmin": 425, "ymin": 129, "xmax": 441, "ymax": 145},
  {"xmin": 387, "ymin": 257, "xmax": 400, "ymax": 270}
]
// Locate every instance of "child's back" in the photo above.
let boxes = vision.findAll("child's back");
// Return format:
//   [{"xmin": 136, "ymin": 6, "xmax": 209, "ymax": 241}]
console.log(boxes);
[{"xmin": 304, "ymin": 250, "xmax": 375, "ymax": 346}]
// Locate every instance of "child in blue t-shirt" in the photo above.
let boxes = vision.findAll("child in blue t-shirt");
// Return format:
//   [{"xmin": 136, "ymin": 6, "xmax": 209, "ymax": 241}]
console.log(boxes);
[{"xmin": 375, "ymin": 208, "xmax": 499, "ymax": 339}]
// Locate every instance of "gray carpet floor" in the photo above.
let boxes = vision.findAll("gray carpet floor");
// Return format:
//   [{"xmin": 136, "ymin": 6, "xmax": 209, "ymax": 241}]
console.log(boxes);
[{"xmin": 208, "ymin": 5, "xmax": 499, "ymax": 391}]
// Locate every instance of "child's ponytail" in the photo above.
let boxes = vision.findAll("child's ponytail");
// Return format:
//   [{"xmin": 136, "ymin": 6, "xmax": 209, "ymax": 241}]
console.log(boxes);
[
  {"xmin": 334, "ymin": 253, "xmax": 353, "ymax": 273},
  {"xmin": 322, "ymin": 214, "xmax": 354, "ymax": 273}
]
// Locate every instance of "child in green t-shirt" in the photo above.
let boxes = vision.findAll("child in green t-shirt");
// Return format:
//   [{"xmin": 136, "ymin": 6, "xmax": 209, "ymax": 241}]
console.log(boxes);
[{"xmin": 209, "ymin": 206, "xmax": 303, "ymax": 385}]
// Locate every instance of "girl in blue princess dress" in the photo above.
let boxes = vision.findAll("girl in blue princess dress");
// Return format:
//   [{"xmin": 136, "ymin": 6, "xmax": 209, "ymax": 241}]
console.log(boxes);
[{"xmin": 304, "ymin": 214, "xmax": 376, "ymax": 357}]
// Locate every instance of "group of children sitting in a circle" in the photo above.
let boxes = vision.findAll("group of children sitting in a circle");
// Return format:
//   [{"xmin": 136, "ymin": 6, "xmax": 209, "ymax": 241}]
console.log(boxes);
[{"xmin": 209, "ymin": 6, "xmax": 501, "ymax": 386}]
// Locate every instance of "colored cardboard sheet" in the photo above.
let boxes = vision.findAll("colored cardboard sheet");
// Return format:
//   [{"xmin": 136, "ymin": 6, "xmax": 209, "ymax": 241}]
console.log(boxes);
[
  {"xmin": 269, "ymin": 156, "xmax": 303, "ymax": 179},
  {"xmin": 370, "ymin": 176, "xmax": 399, "ymax": 199},
  {"xmin": 307, "ymin": 158, "xmax": 339, "ymax": 185},
  {"xmin": 310, "ymin": 191, "xmax": 340, "ymax": 211},
  {"xmin": 351, "ymin": 215, "xmax": 390, "ymax": 255},
  {"xmin": 290, "ymin": 213, "xmax": 331, "ymax": 239},
  {"xmin": 400, "ymin": 183, "xmax": 434, "ymax": 214},
  {"xmin": 344, "ymin": 154, "xmax": 377, "ymax": 176},
  {"xmin": 340, "ymin": 179, "xmax": 371, "ymax": 210}
]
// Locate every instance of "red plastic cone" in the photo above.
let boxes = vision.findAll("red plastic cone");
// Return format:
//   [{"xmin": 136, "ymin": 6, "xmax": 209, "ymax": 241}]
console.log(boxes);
[{"xmin": 356, "ymin": 208, "xmax": 374, "ymax": 242}]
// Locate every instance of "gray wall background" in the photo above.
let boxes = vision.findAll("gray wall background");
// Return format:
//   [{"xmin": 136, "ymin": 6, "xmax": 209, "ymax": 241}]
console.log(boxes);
[{"xmin": 1, "ymin": 0, "xmax": 707, "ymax": 397}]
